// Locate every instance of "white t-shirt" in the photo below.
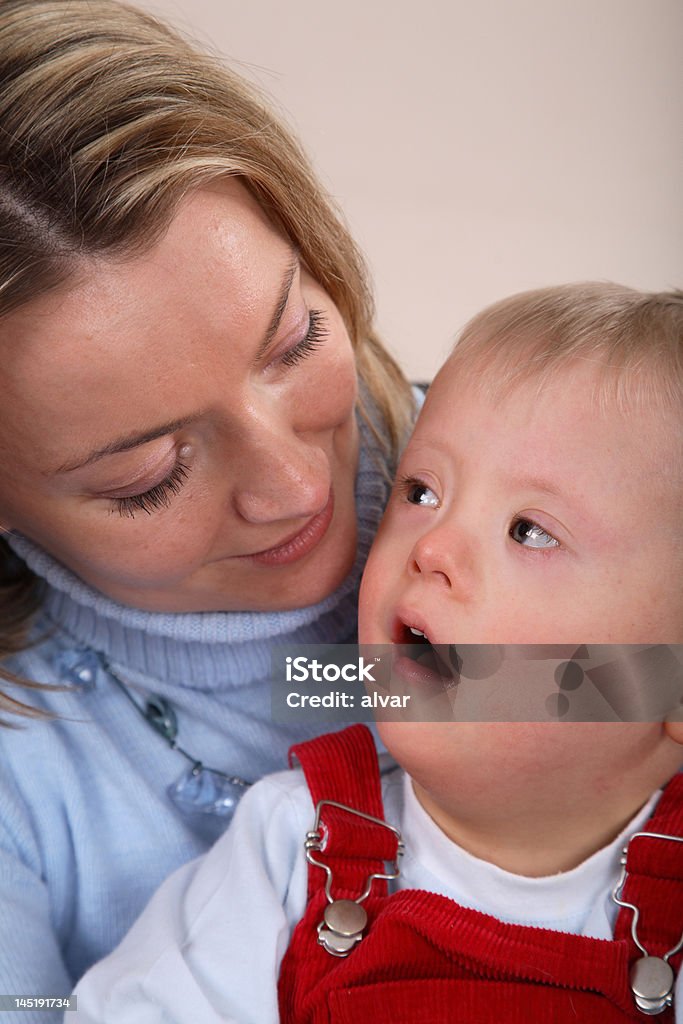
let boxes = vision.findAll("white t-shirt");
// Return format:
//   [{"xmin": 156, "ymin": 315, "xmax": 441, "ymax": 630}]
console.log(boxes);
[{"xmin": 73, "ymin": 768, "xmax": 681, "ymax": 1023}]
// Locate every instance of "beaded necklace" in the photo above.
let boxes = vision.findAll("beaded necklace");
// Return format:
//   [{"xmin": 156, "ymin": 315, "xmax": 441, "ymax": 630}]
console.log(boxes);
[{"xmin": 102, "ymin": 657, "xmax": 251, "ymax": 822}]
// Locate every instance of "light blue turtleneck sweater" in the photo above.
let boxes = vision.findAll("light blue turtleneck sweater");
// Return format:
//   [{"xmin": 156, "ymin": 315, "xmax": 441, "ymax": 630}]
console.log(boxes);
[{"xmin": 0, "ymin": 401, "xmax": 412, "ymax": 1019}]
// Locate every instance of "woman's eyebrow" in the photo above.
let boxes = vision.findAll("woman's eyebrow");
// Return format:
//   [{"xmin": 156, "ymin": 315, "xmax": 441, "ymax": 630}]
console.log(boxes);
[
  {"xmin": 53, "ymin": 251, "xmax": 301, "ymax": 476},
  {"xmin": 255, "ymin": 250, "xmax": 300, "ymax": 360}
]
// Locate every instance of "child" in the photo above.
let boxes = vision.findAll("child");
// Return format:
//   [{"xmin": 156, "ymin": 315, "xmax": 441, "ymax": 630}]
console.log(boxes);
[{"xmin": 73, "ymin": 283, "xmax": 683, "ymax": 1022}]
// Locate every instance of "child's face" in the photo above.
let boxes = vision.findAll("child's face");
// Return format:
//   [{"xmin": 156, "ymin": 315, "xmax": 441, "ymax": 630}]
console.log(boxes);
[
  {"xmin": 359, "ymin": 355, "xmax": 683, "ymax": 872},
  {"xmin": 360, "ymin": 357, "xmax": 682, "ymax": 650}
]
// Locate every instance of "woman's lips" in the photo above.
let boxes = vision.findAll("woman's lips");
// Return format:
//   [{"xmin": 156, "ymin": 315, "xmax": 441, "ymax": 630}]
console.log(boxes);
[{"xmin": 240, "ymin": 490, "xmax": 335, "ymax": 567}]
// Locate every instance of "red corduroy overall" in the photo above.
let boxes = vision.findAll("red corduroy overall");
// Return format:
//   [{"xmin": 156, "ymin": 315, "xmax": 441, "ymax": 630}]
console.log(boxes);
[{"xmin": 278, "ymin": 725, "xmax": 683, "ymax": 1023}]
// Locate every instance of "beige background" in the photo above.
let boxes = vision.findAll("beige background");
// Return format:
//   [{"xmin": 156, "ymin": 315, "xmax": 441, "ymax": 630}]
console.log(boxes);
[{"xmin": 139, "ymin": 0, "xmax": 682, "ymax": 380}]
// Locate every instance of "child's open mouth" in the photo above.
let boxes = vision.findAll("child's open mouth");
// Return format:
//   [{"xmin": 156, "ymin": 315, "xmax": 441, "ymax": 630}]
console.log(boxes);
[{"xmin": 390, "ymin": 617, "xmax": 457, "ymax": 685}]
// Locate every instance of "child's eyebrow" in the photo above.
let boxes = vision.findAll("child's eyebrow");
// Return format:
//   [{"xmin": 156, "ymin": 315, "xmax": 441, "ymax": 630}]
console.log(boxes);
[
  {"xmin": 504, "ymin": 474, "xmax": 564, "ymax": 499},
  {"xmin": 403, "ymin": 441, "xmax": 568, "ymax": 501}
]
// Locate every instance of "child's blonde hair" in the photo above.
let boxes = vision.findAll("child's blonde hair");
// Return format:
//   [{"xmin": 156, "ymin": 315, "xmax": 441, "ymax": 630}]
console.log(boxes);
[{"xmin": 448, "ymin": 283, "xmax": 683, "ymax": 417}]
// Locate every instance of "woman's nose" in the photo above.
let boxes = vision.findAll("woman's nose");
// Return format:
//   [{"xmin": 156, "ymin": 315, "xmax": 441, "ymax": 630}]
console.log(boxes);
[
  {"xmin": 230, "ymin": 417, "xmax": 330, "ymax": 525},
  {"xmin": 408, "ymin": 526, "xmax": 477, "ymax": 600}
]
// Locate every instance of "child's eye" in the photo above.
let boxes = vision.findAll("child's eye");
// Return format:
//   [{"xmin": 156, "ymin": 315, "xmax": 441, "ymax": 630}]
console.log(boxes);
[
  {"xmin": 110, "ymin": 460, "xmax": 189, "ymax": 518},
  {"xmin": 510, "ymin": 518, "xmax": 559, "ymax": 549},
  {"xmin": 279, "ymin": 310, "xmax": 328, "ymax": 368},
  {"xmin": 398, "ymin": 475, "xmax": 440, "ymax": 508}
]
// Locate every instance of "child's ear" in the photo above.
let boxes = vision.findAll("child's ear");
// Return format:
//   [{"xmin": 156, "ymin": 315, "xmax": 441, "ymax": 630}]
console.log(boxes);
[{"xmin": 664, "ymin": 714, "xmax": 683, "ymax": 746}]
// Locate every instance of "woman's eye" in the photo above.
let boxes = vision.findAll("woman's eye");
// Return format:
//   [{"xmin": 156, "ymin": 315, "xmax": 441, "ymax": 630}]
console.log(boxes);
[
  {"xmin": 398, "ymin": 476, "xmax": 440, "ymax": 508},
  {"xmin": 510, "ymin": 518, "xmax": 559, "ymax": 549},
  {"xmin": 279, "ymin": 309, "xmax": 328, "ymax": 368},
  {"xmin": 110, "ymin": 460, "xmax": 189, "ymax": 518}
]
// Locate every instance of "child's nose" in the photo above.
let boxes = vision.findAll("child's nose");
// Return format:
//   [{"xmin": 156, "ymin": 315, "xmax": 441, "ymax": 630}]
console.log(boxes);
[{"xmin": 408, "ymin": 527, "xmax": 477, "ymax": 601}]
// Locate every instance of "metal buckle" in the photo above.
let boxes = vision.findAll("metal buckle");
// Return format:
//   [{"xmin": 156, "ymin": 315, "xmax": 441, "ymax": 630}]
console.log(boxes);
[
  {"xmin": 305, "ymin": 799, "xmax": 404, "ymax": 957},
  {"xmin": 612, "ymin": 831, "xmax": 683, "ymax": 1015}
]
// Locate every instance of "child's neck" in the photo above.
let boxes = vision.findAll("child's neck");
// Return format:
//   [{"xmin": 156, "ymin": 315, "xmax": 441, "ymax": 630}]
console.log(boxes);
[
  {"xmin": 403, "ymin": 723, "xmax": 683, "ymax": 877},
  {"xmin": 413, "ymin": 780, "xmax": 652, "ymax": 876}
]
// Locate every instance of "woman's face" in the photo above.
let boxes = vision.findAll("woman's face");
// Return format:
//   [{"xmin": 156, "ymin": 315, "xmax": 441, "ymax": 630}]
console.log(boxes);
[{"xmin": 0, "ymin": 180, "xmax": 360, "ymax": 611}]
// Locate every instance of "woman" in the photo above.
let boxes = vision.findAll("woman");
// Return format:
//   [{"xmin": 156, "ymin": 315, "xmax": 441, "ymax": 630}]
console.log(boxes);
[{"xmin": 0, "ymin": 0, "xmax": 416, "ymax": 999}]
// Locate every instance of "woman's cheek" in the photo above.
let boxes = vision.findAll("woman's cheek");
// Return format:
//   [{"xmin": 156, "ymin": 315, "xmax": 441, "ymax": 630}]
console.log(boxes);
[
  {"xmin": 328, "ymin": 353, "xmax": 358, "ymax": 426},
  {"xmin": 69, "ymin": 499, "xmax": 212, "ymax": 588},
  {"xmin": 292, "ymin": 311, "xmax": 357, "ymax": 429}
]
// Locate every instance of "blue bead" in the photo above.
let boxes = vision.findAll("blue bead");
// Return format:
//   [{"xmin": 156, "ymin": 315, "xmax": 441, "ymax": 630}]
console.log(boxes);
[
  {"xmin": 144, "ymin": 695, "xmax": 178, "ymax": 742},
  {"xmin": 53, "ymin": 648, "xmax": 100, "ymax": 691},
  {"xmin": 167, "ymin": 765, "xmax": 247, "ymax": 821}
]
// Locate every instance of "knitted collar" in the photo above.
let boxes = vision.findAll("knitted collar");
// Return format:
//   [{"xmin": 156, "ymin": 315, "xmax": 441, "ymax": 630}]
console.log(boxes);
[{"xmin": 8, "ymin": 412, "xmax": 390, "ymax": 692}]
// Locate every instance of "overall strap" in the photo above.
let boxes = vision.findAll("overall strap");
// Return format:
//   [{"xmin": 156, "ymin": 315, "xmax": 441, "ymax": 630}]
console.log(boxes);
[
  {"xmin": 614, "ymin": 773, "xmax": 683, "ymax": 966},
  {"xmin": 288, "ymin": 725, "xmax": 398, "ymax": 901}
]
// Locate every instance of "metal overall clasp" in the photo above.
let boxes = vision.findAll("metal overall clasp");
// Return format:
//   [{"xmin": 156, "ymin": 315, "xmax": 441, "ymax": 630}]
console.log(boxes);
[
  {"xmin": 612, "ymin": 831, "xmax": 683, "ymax": 1015},
  {"xmin": 305, "ymin": 799, "xmax": 404, "ymax": 957}
]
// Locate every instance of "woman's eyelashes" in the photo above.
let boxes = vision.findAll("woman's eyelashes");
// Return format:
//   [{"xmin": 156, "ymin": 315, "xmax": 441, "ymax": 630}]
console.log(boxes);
[
  {"xmin": 279, "ymin": 309, "xmax": 328, "ymax": 368},
  {"xmin": 111, "ymin": 459, "xmax": 189, "ymax": 518}
]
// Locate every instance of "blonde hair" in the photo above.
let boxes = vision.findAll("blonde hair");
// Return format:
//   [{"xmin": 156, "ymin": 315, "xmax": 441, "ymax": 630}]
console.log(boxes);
[
  {"xmin": 447, "ymin": 282, "xmax": 683, "ymax": 417},
  {"xmin": 0, "ymin": 0, "xmax": 414, "ymax": 718}
]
